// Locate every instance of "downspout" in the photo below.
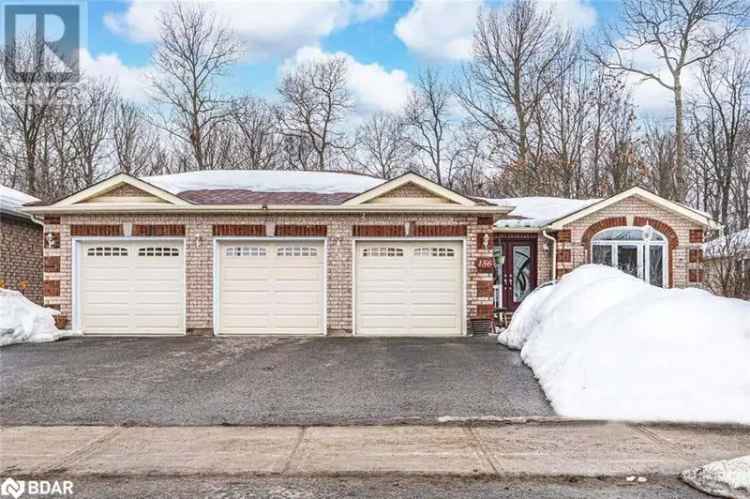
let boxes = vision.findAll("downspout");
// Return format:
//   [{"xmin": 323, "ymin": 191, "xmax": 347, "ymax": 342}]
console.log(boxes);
[{"xmin": 542, "ymin": 229, "xmax": 557, "ymax": 281}]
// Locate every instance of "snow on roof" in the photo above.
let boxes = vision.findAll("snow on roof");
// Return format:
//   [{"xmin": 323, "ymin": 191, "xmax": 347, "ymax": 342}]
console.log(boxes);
[
  {"xmin": 142, "ymin": 170, "xmax": 386, "ymax": 195},
  {"xmin": 704, "ymin": 228, "xmax": 750, "ymax": 258},
  {"xmin": 0, "ymin": 184, "xmax": 39, "ymax": 219},
  {"xmin": 487, "ymin": 196, "xmax": 601, "ymax": 229}
]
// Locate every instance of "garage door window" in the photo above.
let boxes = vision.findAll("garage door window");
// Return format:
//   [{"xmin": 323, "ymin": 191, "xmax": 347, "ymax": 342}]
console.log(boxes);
[
  {"xmin": 87, "ymin": 247, "xmax": 128, "ymax": 257},
  {"xmin": 277, "ymin": 247, "xmax": 318, "ymax": 257},
  {"xmin": 414, "ymin": 247, "xmax": 455, "ymax": 257},
  {"xmin": 362, "ymin": 247, "xmax": 404, "ymax": 257},
  {"xmin": 226, "ymin": 247, "xmax": 266, "ymax": 257},
  {"xmin": 138, "ymin": 247, "xmax": 180, "ymax": 257}
]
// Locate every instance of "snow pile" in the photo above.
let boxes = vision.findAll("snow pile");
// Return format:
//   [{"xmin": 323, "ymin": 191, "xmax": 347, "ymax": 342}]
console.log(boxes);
[
  {"xmin": 488, "ymin": 196, "xmax": 599, "ymax": 228},
  {"xmin": 681, "ymin": 455, "xmax": 750, "ymax": 498},
  {"xmin": 0, "ymin": 289, "xmax": 77, "ymax": 347},
  {"xmin": 143, "ymin": 170, "xmax": 385, "ymax": 195},
  {"xmin": 0, "ymin": 184, "xmax": 39, "ymax": 217},
  {"xmin": 498, "ymin": 264, "xmax": 750, "ymax": 424}
]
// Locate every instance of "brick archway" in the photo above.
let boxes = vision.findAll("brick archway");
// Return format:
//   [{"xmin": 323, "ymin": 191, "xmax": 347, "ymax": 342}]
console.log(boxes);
[{"xmin": 582, "ymin": 216, "xmax": 679, "ymax": 288}]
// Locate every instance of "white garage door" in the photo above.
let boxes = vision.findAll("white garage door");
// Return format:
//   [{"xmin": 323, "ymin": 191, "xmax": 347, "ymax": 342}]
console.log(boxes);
[
  {"xmin": 355, "ymin": 241, "xmax": 463, "ymax": 336},
  {"xmin": 79, "ymin": 240, "xmax": 185, "ymax": 335},
  {"xmin": 217, "ymin": 241, "xmax": 325, "ymax": 335}
]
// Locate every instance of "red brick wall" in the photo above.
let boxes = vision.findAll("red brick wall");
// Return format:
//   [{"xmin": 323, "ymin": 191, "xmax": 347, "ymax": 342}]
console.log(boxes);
[
  {"xmin": 212, "ymin": 224, "xmax": 265, "ymax": 236},
  {"xmin": 276, "ymin": 225, "xmax": 327, "ymax": 237},
  {"xmin": 352, "ymin": 225, "xmax": 406, "ymax": 237},
  {"xmin": 132, "ymin": 224, "xmax": 185, "ymax": 237},
  {"xmin": 1, "ymin": 217, "xmax": 43, "ymax": 303}
]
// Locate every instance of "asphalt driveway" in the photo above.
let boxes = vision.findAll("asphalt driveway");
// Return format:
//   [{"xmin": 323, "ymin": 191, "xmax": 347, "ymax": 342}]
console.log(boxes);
[{"xmin": 0, "ymin": 336, "xmax": 552, "ymax": 425}]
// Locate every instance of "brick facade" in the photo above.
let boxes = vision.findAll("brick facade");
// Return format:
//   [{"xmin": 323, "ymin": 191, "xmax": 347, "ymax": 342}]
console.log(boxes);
[
  {"xmin": 556, "ymin": 196, "xmax": 706, "ymax": 288},
  {"xmin": 45, "ymin": 213, "xmax": 492, "ymax": 335},
  {"xmin": 1, "ymin": 217, "xmax": 43, "ymax": 303}
]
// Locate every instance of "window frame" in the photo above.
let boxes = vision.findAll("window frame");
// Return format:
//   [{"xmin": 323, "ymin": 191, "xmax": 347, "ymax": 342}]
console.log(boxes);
[
  {"xmin": 86, "ymin": 246, "xmax": 129, "ymax": 257},
  {"xmin": 591, "ymin": 226, "xmax": 668, "ymax": 287}
]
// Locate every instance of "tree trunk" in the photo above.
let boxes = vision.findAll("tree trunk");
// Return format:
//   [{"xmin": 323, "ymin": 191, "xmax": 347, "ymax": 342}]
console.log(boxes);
[{"xmin": 673, "ymin": 78, "xmax": 686, "ymax": 202}]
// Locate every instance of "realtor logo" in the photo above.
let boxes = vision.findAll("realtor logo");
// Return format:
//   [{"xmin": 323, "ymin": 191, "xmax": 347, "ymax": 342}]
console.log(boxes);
[
  {"xmin": 0, "ymin": 478, "xmax": 24, "ymax": 499},
  {"xmin": 3, "ymin": 2, "xmax": 80, "ymax": 83}
]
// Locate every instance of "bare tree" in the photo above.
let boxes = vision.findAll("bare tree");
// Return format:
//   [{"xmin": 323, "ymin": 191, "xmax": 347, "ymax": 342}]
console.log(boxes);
[
  {"xmin": 70, "ymin": 80, "xmax": 116, "ymax": 186},
  {"xmin": 405, "ymin": 68, "xmax": 454, "ymax": 185},
  {"xmin": 353, "ymin": 112, "xmax": 413, "ymax": 179},
  {"xmin": 593, "ymin": 0, "xmax": 750, "ymax": 201},
  {"xmin": 456, "ymin": 0, "xmax": 571, "ymax": 167},
  {"xmin": 228, "ymin": 96, "xmax": 283, "ymax": 170},
  {"xmin": 0, "ymin": 33, "xmax": 71, "ymax": 196},
  {"xmin": 113, "ymin": 99, "xmax": 163, "ymax": 176},
  {"xmin": 277, "ymin": 56, "xmax": 353, "ymax": 170},
  {"xmin": 151, "ymin": 1, "xmax": 241, "ymax": 170},
  {"xmin": 704, "ymin": 230, "xmax": 750, "ymax": 299},
  {"xmin": 689, "ymin": 49, "xmax": 750, "ymax": 229},
  {"xmin": 642, "ymin": 122, "xmax": 678, "ymax": 196}
]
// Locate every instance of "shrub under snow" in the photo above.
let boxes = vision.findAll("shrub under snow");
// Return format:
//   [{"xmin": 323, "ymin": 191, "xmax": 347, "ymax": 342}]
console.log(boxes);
[
  {"xmin": 498, "ymin": 264, "xmax": 750, "ymax": 424},
  {"xmin": 0, "ymin": 289, "xmax": 77, "ymax": 347}
]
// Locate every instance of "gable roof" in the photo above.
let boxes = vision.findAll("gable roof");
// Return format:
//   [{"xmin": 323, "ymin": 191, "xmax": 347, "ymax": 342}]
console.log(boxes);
[
  {"xmin": 22, "ymin": 170, "xmax": 511, "ymax": 215},
  {"xmin": 546, "ymin": 187, "xmax": 720, "ymax": 230},
  {"xmin": 342, "ymin": 172, "xmax": 478, "ymax": 206}
]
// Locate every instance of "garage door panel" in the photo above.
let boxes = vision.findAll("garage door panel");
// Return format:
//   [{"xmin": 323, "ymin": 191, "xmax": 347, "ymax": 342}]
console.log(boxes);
[
  {"xmin": 217, "ymin": 241, "xmax": 325, "ymax": 335},
  {"xmin": 79, "ymin": 241, "xmax": 185, "ymax": 335},
  {"xmin": 356, "ymin": 241, "xmax": 463, "ymax": 336}
]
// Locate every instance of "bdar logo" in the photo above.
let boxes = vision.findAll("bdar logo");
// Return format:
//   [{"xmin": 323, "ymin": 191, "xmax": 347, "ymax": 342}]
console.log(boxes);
[{"xmin": 0, "ymin": 478, "xmax": 25, "ymax": 499}]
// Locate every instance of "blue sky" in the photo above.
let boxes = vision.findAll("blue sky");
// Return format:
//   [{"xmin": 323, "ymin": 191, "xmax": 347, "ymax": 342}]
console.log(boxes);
[{"xmin": 80, "ymin": 1, "xmax": 636, "ymax": 112}]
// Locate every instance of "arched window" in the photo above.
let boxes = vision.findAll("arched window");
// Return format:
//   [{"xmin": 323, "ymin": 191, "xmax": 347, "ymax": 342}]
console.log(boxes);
[{"xmin": 591, "ymin": 226, "xmax": 667, "ymax": 287}]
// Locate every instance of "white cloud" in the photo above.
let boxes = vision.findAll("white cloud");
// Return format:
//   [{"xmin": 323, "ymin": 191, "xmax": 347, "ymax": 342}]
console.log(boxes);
[
  {"xmin": 105, "ymin": 0, "xmax": 390, "ymax": 59},
  {"xmin": 394, "ymin": 0, "xmax": 481, "ymax": 61},
  {"xmin": 394, "ymin": 0, "xmax": 598, "ymax": 61},
  {"xmin": 79, "ymin": 49, "xmax": 152, "ymax": 103},
  {"xmin": 282, "ymin": 45, "xmax": 413, "ymax": 115}
]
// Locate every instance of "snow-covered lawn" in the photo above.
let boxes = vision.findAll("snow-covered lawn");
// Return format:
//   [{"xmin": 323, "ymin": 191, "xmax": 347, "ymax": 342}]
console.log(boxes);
[
  {"xmin": 0, "ymin": 289, "xmax": 78, "ymax": 347},
  {"xmin": 498, "ymin": 265, "xmax": 750, "ymax": 424}
]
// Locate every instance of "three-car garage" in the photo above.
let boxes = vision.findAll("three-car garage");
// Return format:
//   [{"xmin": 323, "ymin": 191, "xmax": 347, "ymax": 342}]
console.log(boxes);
[{"xmin": 75, "ymin": 238, "xmax": 465, "ymax": 337}]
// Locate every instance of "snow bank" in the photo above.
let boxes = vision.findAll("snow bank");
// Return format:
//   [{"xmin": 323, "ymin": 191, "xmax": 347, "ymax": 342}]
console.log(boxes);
[
  {"xmin": 0, "ymin": 184, "xmax": 39, "ymax": 216},
  {"xmin": 487, "ymin": 196, "xmax": 599, "ymax": 228},
  {"xmin": 681, "ymin": 455, "xmax": 750, "ymax": 498},
  {"xmin": 143, "ymin": 170, "xmax": 385, "ymax": 195},
  {"xmin": 0, "ymin": 289, "xmax": 78, "ymax": 347},
  {"xmin": 497, "ymin": 284, "xmax": 554, "ymax": 349},
  {"xmin": 500, "ymin": 264, "xmax": 750, "ymax": 424}
]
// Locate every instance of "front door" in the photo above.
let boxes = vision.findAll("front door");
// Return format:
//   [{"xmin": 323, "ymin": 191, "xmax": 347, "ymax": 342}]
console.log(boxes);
[{"xmin": 494, "ymin": 238, "xmax": 537, "ymax": 312}]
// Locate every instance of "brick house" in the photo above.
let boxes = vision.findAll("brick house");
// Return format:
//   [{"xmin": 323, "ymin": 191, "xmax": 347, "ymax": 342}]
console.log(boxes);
[
  {"xmin": 1, "ymin": 185, "xmax": 43, "ymax": 303},
  {"xmin": 489, "ymin": 187, "xmax": 720, "ymax": 323},
  {"xmin": 23, "ymin": 171, "xmax": 509, "ymax": 336}
]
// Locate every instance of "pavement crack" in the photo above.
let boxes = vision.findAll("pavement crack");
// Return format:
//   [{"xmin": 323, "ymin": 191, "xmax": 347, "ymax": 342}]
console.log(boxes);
[
  {"xmin": 53, "ymin": 427, "xmax": 124, "ymax": 471},
  {"xmin": 464, "ymin": 427, "xmax": 499, "ymax": 476},
  {"xmin": 281, "ymin": 426, "xmax": 306, "ymax": 475}
]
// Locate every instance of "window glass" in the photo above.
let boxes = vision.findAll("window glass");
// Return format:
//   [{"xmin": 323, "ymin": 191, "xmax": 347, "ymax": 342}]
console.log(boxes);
[
  {"xmin": 649, "ymin": 245, "xmax": 664, "ymax": 287},
  {"xmin": 277, "ymin": 247, "xmax": 318, "ymax": 257},
  {"xmin": 226, "ymin": 247, "xmax": 266, "ymax": 257},
  {"xmin": 593, "ymin": 228, "xmax": 664, "ymax": 241},
  {"xmin": 138, "ymin": 247, "xmax": 179, "ymax": 257},
  {"xmin": 513, "ymin": 245, "xmax": 532, "ymax": 302},
  {"xmin": 414, "ymin": 247, "xmax": 455, "ymax": 257},
  {"xmin": 362, "ymin": 247, "xmax": 404, "ymax": 257},
  {"xmin": 592, "ymin": 245, "xmax": 612, "ymax": 265},
  {"xmin": 87, "ymin": 247, "xmax": 128, "ymax": 257}
]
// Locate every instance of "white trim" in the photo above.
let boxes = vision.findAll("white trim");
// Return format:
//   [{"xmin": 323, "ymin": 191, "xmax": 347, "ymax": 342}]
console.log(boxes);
[
  {"xmin": 351, "ymin": 237, "xmax": 468, "ymax": 337},
  {"xmin": 547, "ymin": 186, "xmax": 720, "ymax": 230},
  {"xmin": 24, "ymin": 204, "xmax": 509, "ymax": 215},
  {"xmin": 56, "ymin": 174, "xmax": 191, "ymax": 207},
  {"xmin": 212, "ymin": 237, "xmax": 328, "ymax": 337},
  {"xmin": 343, "ymin": 173, "xmax": 477, "ymax": 207},
  {"xmin": 72, "ymin": 237, "xmax": 187, "ymax": 337}
]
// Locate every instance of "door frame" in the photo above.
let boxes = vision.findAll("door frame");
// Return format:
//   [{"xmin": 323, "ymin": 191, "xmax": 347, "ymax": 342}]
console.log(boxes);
[
  {"xmin": 72, "ymin": 237, "xmax": 187, "ymax": 336},
  {"xmin": 351, "ymin": 237, "xmax": 467, "ymax": 337},
  {"xmin": 494, "ymin": 234, "xmax": 538, "ymax": 312},
  {"xmin": 212, "ymin": 237, "xmax": 328, "ymax": 336}
]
